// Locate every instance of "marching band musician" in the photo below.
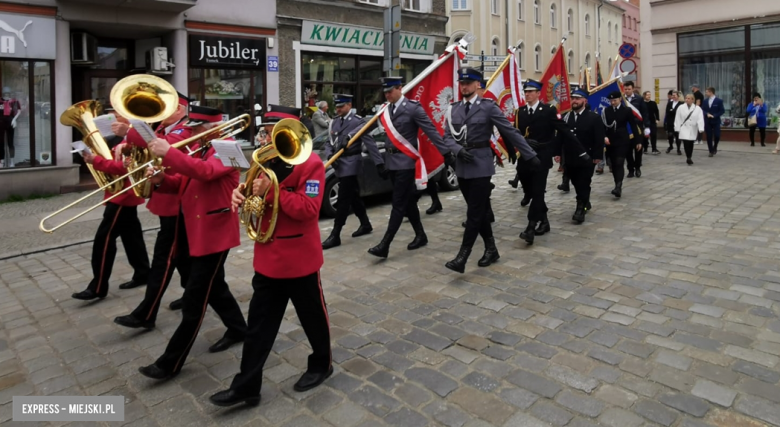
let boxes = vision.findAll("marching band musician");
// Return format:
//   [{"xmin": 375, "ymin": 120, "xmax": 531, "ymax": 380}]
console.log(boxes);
[
  {"xmin": 443, "ymin": 68, "xmax": 538, "ymax": 273},
  {"xmin": 367, "ymin": 76, "xmax": 456, "ymax": 259},
  {"xmin": 210, "ymin": 107, "xmax": 332, "ymax": 408},
  {"xmin": 513, "ymin": 79, "xmax": 589, "ymax": 245},
  {"xmin": 560, "ymin": 88, "xmax": 605, "ymax": 224},
  {"xmin": 138, "ymin": 106, "xmax": 247, "ymax": 380},
  {"xmin": 321, "ymin": 94, "xmax": 384, "ymax": 250},
  {"xmin": 72, "ymin": 128, "xmax": 150, "ymax": 301},
  {"xmin": 119, "ymin": 92, "xmax": 193, "ymax": 311},
  {"xmin": 603, "ymin": 91, "xmax": 643, "ymax": 198}
]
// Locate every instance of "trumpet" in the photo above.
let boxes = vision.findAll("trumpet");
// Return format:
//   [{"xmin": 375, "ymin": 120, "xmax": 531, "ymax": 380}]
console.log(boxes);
[
  {"xmin": 39, "ymin": 114, "xmax": 251, "ymax": 234},
  {"xmin": 239, "ymin": 118, "xmax": 312, "ymax": 243}
]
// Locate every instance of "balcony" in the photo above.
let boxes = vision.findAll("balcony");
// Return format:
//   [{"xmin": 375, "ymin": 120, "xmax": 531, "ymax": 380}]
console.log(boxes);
[{"xmin": 58, "ymin": 0, "xmax": 197, "ymax": 13}]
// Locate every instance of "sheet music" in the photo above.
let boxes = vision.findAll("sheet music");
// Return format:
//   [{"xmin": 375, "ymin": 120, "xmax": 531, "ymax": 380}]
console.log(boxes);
[
  {"xmin": 92, "ymin": 114, "xmax": 116, "ymax": 139},
  {"xmin": 70, "ymin": 140, "xmax": 92, "ymax": 155},
  {"xmin": 128, "ymin": 119, "xmax": 156, "ymax": 143},
  {"xmin": 211, "ymin": 139, "xmax": 250, "ymax": 168}
]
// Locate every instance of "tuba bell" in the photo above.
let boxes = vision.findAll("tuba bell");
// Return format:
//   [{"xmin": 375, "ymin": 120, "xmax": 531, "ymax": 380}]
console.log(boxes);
[
  {"xmin": 61, "ymin": 100, "xmax": 125, "ymax": 194},
  {"xmin": 109, "ymin": 74, "xmax": 179, "ymax": 198},
  {"xmin": 239, "ymin": 118, "xmax": 313, "ymax": 243}
]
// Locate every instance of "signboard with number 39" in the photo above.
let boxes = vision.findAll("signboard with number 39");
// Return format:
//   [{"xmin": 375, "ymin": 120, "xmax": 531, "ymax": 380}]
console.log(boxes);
[{"xmin": 267, "ymin": 56, "xmax": 279, "ymax": 72}]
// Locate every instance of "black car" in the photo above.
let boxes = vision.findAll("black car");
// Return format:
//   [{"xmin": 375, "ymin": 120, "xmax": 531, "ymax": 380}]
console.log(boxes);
[{"xmin": 314, "ymin": 127, "xmax": 459, "ymax": 217}]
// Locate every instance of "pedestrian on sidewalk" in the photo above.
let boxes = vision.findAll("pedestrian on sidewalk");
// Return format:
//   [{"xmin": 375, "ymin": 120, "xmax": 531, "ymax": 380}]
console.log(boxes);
[
  {"xmin": 665, "ymin": 90, "xmax": 681, "ymax": 154},
  {"xmin": 747, "ymin": 92, "xmax": 768, "ymax": 147},
  {"xmin": 675, "ymin": 93, "xmax": 705, "ymax": 165},
  {"xmin": 643, "ymin": 91, "xmax": 660, "ymax": 154}
]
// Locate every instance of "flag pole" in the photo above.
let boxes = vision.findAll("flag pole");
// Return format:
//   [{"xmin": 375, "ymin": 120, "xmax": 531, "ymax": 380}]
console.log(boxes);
[
  {"xmin": 325, "ymin": 38, "xmax": 471, "ymax": 168},
  {"xmin": 484, "ymin": 43, "xmax": 520, "ymax": 91}
]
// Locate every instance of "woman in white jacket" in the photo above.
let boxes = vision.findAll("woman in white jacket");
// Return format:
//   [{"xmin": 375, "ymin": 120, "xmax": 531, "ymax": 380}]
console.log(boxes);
[{"xmin": 674, "ymin": 93, "xmax": 705, "ymax": 165}]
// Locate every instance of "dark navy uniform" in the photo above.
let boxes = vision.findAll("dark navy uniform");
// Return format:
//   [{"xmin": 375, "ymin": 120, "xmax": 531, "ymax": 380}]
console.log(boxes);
[
  {"xmin": 367, "ymin": 76, "xmax": 456, "ymax": 259},
  {"xmin": 322, "ymin": 94, "xmax": 384, "ymax": 250},
  {"xmin": 562, "ymin": 88, "xmax": 605, "ymax": 223},
  {"xmin": 603, "ymin": 91, "xmax": 643, "ymax": 198},
  {"xmin": 443, "ymin": 68, "xmax": 538, "ymax": 273},
  {"xmin": 513, "ymin": 79, "xmax": 587, "ymax": 245},
  {"xmin": 624, "ymin": 88, "xmax": 650, "ymax": 177}
]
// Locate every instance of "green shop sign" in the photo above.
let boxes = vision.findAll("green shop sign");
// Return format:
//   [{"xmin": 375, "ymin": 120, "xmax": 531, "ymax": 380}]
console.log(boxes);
[{"xmin": 301, "ymin": 20, "xmax": 435, "ymax": 55}]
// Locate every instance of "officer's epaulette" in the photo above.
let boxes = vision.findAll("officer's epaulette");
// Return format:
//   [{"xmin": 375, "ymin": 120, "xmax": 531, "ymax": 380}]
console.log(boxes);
[
  {"xmin": 450, "ymin": 101, "xmax": 459, "ymax": 105},
  {"xmin": 407, "ymin": 99, "xmax": 420, "ymax": 104},
  {"xmin": 479, "ymin": 98, "xmax": 495, "ymax": 104},
  {"xmin": 355, "ymin": 114, "xmax": 363, "ymax": 119}
]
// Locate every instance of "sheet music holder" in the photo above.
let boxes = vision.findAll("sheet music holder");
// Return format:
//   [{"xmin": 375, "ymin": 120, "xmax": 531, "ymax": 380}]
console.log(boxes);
[
  {"xmin": 128, "ymin": 119, "xmax": 156, "ymax": 143},
  {"xmin": 211, "ymin": 139, "xmax": 251, "ymax": 169},
  {"xmin": 92, "ymin": 114, "xmax": 117, "ymax": 139}
]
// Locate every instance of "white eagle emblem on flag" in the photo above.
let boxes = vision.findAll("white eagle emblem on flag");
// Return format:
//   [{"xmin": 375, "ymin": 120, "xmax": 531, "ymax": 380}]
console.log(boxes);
[{"xmin": 429, "ymin": 87, "xmax": 454, "ymax": 125}]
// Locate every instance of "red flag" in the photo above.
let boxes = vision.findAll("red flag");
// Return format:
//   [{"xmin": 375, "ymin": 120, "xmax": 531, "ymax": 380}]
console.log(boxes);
[
  {"xmin": 385, "ymin": 49, "xmax": 460, "ymax": 189},
  {"xmin": 483, "ymin": 50, "xmax": 525, "ymax": 162},
  {"xmin": 540, "ymin": 44, "xmax": 572, "ymax": 113}
]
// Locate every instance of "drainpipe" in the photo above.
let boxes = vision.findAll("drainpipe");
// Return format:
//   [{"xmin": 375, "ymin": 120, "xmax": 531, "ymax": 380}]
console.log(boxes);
[
  {"xmin": 597, "ymin": 1, "xmax": 603, "ymax": 62},
  {"xmin": 505, "ymin": 0, "xmax": 510, "ymax": 51}
]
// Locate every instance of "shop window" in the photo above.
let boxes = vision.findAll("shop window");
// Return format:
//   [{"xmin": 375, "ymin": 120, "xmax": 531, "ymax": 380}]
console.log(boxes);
[{"xmin": 0, "ymin": 60, "xmax": 52, "ymax": 169}]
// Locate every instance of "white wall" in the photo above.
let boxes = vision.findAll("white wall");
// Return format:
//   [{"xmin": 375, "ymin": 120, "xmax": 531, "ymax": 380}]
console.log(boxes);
[{"xmin": 54, "ymin": 19, "xmax": 72, "ymax": 167}]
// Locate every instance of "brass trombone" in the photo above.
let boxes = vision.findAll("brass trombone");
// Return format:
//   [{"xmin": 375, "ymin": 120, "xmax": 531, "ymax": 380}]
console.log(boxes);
[
  {"xmin": 239, "ymin": 118, "xmax": 312, "ymax": 243},
  {"xmin": 39, "ymin": 114, "xmax": 251, "ymax": 233}
]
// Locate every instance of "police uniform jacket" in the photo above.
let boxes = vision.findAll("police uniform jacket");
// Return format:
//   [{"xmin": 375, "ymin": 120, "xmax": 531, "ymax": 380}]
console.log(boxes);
[
  {"xmin": 562, "ymin": 109, "xmax": 605, "ymax": 167},
  {"xmin": 603, "ymin": 104, "xmax": 642, "ymax": 148},
  {"xmin": 443, "ymin": 96, "xmax": 536, "ymax": 179},
  {"xmin": 254, "ymin": 152, "xmax": 325, "ymax": 279},
  {"xmin": 384, "ymin": 97, "xmax": 452, "ymax": 171},
  {"xmin": 514, "ymin": 102, "xmax": 586, "ymax": 169},
  {"xmin": 324, "ymin": 110, "xmax": 383, "ymax": 178},
  {"xmin": 126, "ymin": 119, "xmax": 194, "ymax": 217},
  {"xmin": 157, "ymin": 145, "xmax": 240, "ymax": 258}
]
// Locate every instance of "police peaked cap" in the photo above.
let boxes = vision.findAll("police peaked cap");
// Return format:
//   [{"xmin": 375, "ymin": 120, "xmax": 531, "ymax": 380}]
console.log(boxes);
[
  {"xmin": 458, "ymin": 67, "xmax": 483, "ymax": 82},
  {"xmin": 333, "ymin": 94, "xmax": 354, "ymax": 107},
  {"xmin": 571, "ymin": 88, "xmax": 589, "ymax": 99},
  {"xmin": 380, "ymin": 76, "xmax": 404, "ymax": 92},
  {"xmin": 523, "ymin": 80, "xmax": 542, "ymax": 91}
]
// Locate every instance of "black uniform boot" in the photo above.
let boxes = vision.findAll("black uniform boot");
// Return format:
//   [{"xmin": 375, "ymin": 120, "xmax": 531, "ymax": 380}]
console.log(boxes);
[
  {"xmin": 426, "ymin": 199, "xmax": 443, "ymax": 215},
  {"xmin": 322, "ymin": 225, "xmax": 342, "ymax": 250},
  {"xmin": 477, "ymin": 237, "xmax": 500, "ymax": 267},
  {"xmin": 368, "ymin": 233, "xmax": 393, "ymax": 258},
  {"xmin": 572, "ymin": 201, "xmax": 586, "ymax": 224},
  {"xmin": 519, "ymin": 221, "xmax": 537, "ymax": 245},
  {"xmin": 535, "ymin": 216, "xmax": 551, "ymax": 235},
  {"xmin": 520, "ymin": 195, "xmax": 532, "ymax": 207},
  {"xmin": 611, "ymin": 181, "xmax": 623, "ymax": 198},
  {"xmin": 445, "ymin": 246, "xmax": 472, "ymax": 273},
  {"xmin": 407, "ymin": 222, "xmax": 428, "ymax": 250},
  {"xmin": 557, "ymin": 174, "xmax": 570, "ymax": 192},
  {"xmin": 351, "ymin": 223, "xmax": 373, "ymax": 237}
]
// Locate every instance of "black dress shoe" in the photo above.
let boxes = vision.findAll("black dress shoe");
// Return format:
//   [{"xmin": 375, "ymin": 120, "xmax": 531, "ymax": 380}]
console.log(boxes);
[
  {"xmin": 351, "ymin": 224, "xmax": 373, "ymax": 237},
  {"xmin": 114, "ymin": 314, "xmax": 154, "ymax": 329},
  {"xmin": 445, "ymin": 246, "xmax": 472, "ymax": 273},
  {"xmin": 557, "ymin": 183, "xmax": 570, "ymax": 192},
  {"xmin": 72, "ymin": 289, "xmax": 104, "ymax": 301},
  {"xmin": 118, "ymin": 280, "xmax": 145, "ymax": 290},
  {"xmin": 627, "ymin": 171, "xmax": 635, "ymax": 178},
  {"xmin": 293, "ymin": 366, "xmax": 334, "ymax": 392},
  {"xmin": 611, "ymin": 182, "xmax": 622, "ymax": 198},
  {"xmin": 666, "ymin": 148, "xmax": 672, "ymax": 154},
  {"xmin": 321, "ymin": 234, "xmax": 341, "ymax": 250},
  {"xmin": 477, "ymin": 237, "xmax": 499, "ymax": 267},
  {"xmin": 519, "ymin": 222, "xmax": 536, "ymax": 245},
  {"xmin": 407, "ymin": 234, "xmax": 428, "ymax": 250},
  {"xmin": 520, "ymin": 196, "xmax": 532, "ymax": 207},
  {"xmin": 209, "ymin": 336, "xmax": 244, "ymax": 353},
  {"xmin": 534, "ymin": 218, "xmax": 551, "ymax": 236},
  {"xmin": 677, "ymin": 149, "xmax": 682, "ymax": 155},
  {"xmin": 507, "ymin": 179, "xmax": 518, "ymax": 189},
  {"xmin": 425, "ymin": 202, "xmax": 442, "ymax": 215},
  {"xmin": 138, "ymin": 364, "xmax": 178, "ymax": 380},
  {"xmin": 635, "ymin": 168, "xmax": 642, "ymax": 178},
  {"xmin": 169, "ymin": 298, "xmax": 183, "ymax": 311},
  {"xmin": 653, "ymin": 150, "xmax": 661, "ymax": 155},
  {"xmin": 687, "ymin": 158, "xmax": 694, "ymax": 165},
  {"xmin": 209, "ymin": 389, "xmax": 260, "ymax": 407},
  {"xmin": 368, "ymin": 236, "xmax": 391, "ymax": 258}
]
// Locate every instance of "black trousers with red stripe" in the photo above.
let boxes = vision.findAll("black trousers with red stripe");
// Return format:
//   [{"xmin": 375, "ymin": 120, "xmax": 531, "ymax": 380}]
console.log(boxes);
[
  {"xmin": 230, "ymin": 271, "xmax": 332, "ymax": 396},
  {"xmin": 87, "ymin": 202, "xmax": 150, "ymax": 297},
  {"xmin": 131, "ymin": 215, "xmax": 189, "ymax": 323},
  {"xmin": 154, "ymin": 217, "xmax": 247, "ymax": 374}
]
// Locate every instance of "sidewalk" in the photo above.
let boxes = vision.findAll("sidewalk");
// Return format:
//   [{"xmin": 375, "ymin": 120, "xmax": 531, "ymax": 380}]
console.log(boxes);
[{"xmin": 0, "ymin": 140, "xmax": 775, "ymax": 260}]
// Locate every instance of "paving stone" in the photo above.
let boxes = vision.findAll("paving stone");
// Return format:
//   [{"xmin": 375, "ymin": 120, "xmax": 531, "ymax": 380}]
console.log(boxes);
[
  {"xmin": 449, "ymin": 387, "xmax": 516, "ymax": 426},
  {"xmin": 724, "ymin": 345, "xmax": 779, "ymax": 368},
  {"xmin": 506, "ymin": 369, "xmax": 561, "ymax": 399},
  {"xmin": 462, "ymin": 372, "xmax": 500, "ymax": 393},
  {"xmin": 693, "ymin": 362, "xmax": 740, "ymax": 386},
  {"xmin": 402, "ymin": 328, "xmax": 452, "ymax": 352},
  {"xmin": 323, "ymin": 401, "xmax": 370, "ymax": 427},
  {"xmin": 732, "ymin": 359, "xmax": 780, "ymax": 383},
  {"xmin": 634, "ymin": 399, "xmax": 679, "ymax": 426},
  {"xmin": 587, "ymin": 330, "xmax": 619, "ymax": 348},
  {"xmin": 691, "ymin": 380, "xmax": 737, "ymax": 408},
  {"xmin": 734, "ymin": 396, "xmax": 780, "ymax": 426},
  {"xmin": 658, "ymin": 392, "xmax": 711, "ymax": 417},
  {"xmin": 598, "ymin": 408, "xmax": 645, "ymax": 427},
  {"xmin": 535, "ymin": 330, "xmax": 569, "ymax": 346},
  {"xmin": 656, "ymin": 350, "xmax": 693, "ymax": 371},
  {"xmin": 305, "ymin": 389, "xmax": 344, "ymax": 415},
  {"xmin": 502, "ymin": 412, "xmax": 550, "ymax": 427},
  {"xmin": 555, "ymin": 390, "xmax": 605, "ymax": 417},
  {"xmin": 595, "ymin": 384, "xmax": 638, "ymax": 409},
  {"xmin": 674, "ymin": 333, "xmax": 722, "ymax": 352},
  {"xmin": 423, "ymin": 401, "xmax": 470, "ymax": 427},
  {"xmin": 587, "ymin": 348, "xmax": 624, "ymax": 365},
  {"xmin": 348, "ymin": 385, "xmax": 402, "ymax": 416},
  {"xmin": 404, "ymin": 367, "xmax": 458, "ymax": 397},
  {"xmin": 517, "ymin": 342, "xmax": 558, "ymax": 359},
  {"xmin": 530, "ymin": 400, "xmax": 574, "ymax": 426},
  {"xmin": 545, "ymin": 365, "xmax": 599, "ymax": 394},
  {"xmin": 616, "ymin": 340, "xmax": 655, "ymax": 359},
  {"xmin": 499, "ymin": 388, "xmax": 539, "ymax": 409}
]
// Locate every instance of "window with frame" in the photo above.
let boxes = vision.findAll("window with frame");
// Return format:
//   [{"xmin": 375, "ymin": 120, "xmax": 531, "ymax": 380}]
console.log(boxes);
[
  {"xmin": 608, "ymin": 22, "xmax": 612, "ymax": 42},
  {"xmin": 492, "ymin": 38, "xmax": 500, "ymax": 56},
  {"xmin": 568, "ymin": 50, "xmax": 574, "ymax": 72},
  {"xmin": 585, "ymin": 53, "xmax": 590, "ymax": 68},
  {"xmin": 608, "ymin": 57, "xmax": 613, "ymax": 73},
  {"xmin": 359, "ymin": 0, "xmax": 384, "ymax": 5},
  {"xmin": 585, "ymin": 14, "xmax": 590, "ymax": 36},
  {"xmin": 633, "ymin": 18, "xmax": 637, "ymax": 30},
  {"xmin": 623, "ymin": 15, "xmax": 626, "ymax": 28},
  {"xmin": 615, "ymin": 24, "xmax": 619, "ymax": 43},
  {"xmin": 452, "ymin": 0, "xmax": 467, "ymax": 10},
  {"xmin": 518, "ymin": 0, "xmax": 523, "ymax": 20},
  {"xmin": 517, "ymin": 42, "xmax": 524, "ymax": 69},
  {"xmin": 567, "ymin": 9, "xmax": 573, "ymax": 32},
  {"xmin": 404, "ymin": 0, "xmax": 424, "ymax": 12},
  {"xmin": 535, "ymin": 45, "xmax": 541, "ymax": 71},
  {"xmin": 534, "ymin": 0, "xmax": 540, "ymax": 24},
  {"xmin": 550, "ymin": 3, "xmax": 556, "ymax": 28},
  {"xmin": 491, "ymin": 0, "xmax": 499, "ymax": 15}
]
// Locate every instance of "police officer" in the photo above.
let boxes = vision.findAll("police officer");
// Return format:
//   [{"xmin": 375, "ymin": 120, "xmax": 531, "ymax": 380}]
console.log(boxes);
[
  {"xmin": 603, "ymin": 91, "xmax": 643, "ymax": 198},
  {"xmin": 560, "ymin": 88, "xmax": 604, "ymax": 223},
  {"xmin": 443, "ymin": 68, "xmax": 538, "ymax": 273},
  {"xmin": 139, "ymin": 107, "xmax": 248, "ymax": 380},
  {"xmin": 211, "ymin": 112, "xmax": 332, "ymax": 408},
  {"xmin": 623, "ymin": 81, "xmax": 651, "ymax": 178},
  {"xmin": 514, "ymin": 79, "xmax": 589, "ymax": 245},
  {"xmin": 322, "ymin": 94, "xmax": 384, "ymax": 250},
  {"xmin": 367, "ymin": 76, "xmax": 456, "ymax": 258}
]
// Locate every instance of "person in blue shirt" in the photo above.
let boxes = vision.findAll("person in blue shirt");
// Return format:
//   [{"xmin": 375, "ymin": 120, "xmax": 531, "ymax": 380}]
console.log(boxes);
[{"xmin": 747, "ymin": 92, "xmax": 769, "ymax": 147}]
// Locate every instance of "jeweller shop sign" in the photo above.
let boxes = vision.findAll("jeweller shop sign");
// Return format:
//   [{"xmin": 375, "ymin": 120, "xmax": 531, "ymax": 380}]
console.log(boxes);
[
  {"xmin": 301, "ymin": 20, "xmax": 435, "ymax": 55},
  {"xmin": 0, "ymin": 13, "xmax": 56, "ymax": 60}
]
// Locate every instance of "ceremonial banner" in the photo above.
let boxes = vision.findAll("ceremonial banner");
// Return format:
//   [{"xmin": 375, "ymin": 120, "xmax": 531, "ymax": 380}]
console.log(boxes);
[
  {"xmin": 596, "ymin": 61, "xmax": 604, "ymax": 86},
  {"xmin": 588, "ymin": 77, "xmax": 642, "ymax": 138},
  {"xmin": 609, "ymin": 55, "xmax": 622, "ymax": 81},
  {"xmin": 540, "ymin": 44, "xmax": 572, "ymax": 113},
  {"xmin": 483, "ymin": 49, "xmax": 525, "ymax": 161}
]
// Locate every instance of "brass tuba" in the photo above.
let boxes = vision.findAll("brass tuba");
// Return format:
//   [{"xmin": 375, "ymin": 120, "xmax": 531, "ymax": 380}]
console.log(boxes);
[
  {"xmin": 61, "ymin": 100, "xmax": 125, "ymax": 194},
  {"xmin": 109, "ymin": 74, "xmax": 179, "ymax": 198},
  {"xmin": 239, "ymin": 118, "xmax": 313, "ymax": 243}
]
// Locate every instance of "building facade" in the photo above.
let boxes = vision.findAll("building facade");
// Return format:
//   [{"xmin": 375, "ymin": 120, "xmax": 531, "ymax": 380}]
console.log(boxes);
[
  {"xmin": 446, "ymin": 0, "xmax": 623, "ymax": 84},
  {"xmin": 641, "ymin": 0, "xmax": 780, "ymax": 140},
  {"xmin": 0, "ymin": 0, "xmax": 278, "ymax": 199},
  {"xmin": 616, "ymin": 0, "xmax": 640, "ymax": 87},
  {"xmin": 276, "ymin": 0, "xmax": 448, "ymax": 116}
]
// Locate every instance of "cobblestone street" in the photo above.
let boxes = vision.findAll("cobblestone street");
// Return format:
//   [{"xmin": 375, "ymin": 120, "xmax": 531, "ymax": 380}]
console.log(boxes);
[{"xmin": 3, "ymin": 143, "xmax": 780, "ymax": 427}]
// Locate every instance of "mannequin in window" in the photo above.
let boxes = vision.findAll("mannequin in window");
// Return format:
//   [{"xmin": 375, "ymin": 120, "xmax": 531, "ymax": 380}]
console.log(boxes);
[{"xmin": 0, "ymin": 87, "xmax": 21, "ymax": 168}]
